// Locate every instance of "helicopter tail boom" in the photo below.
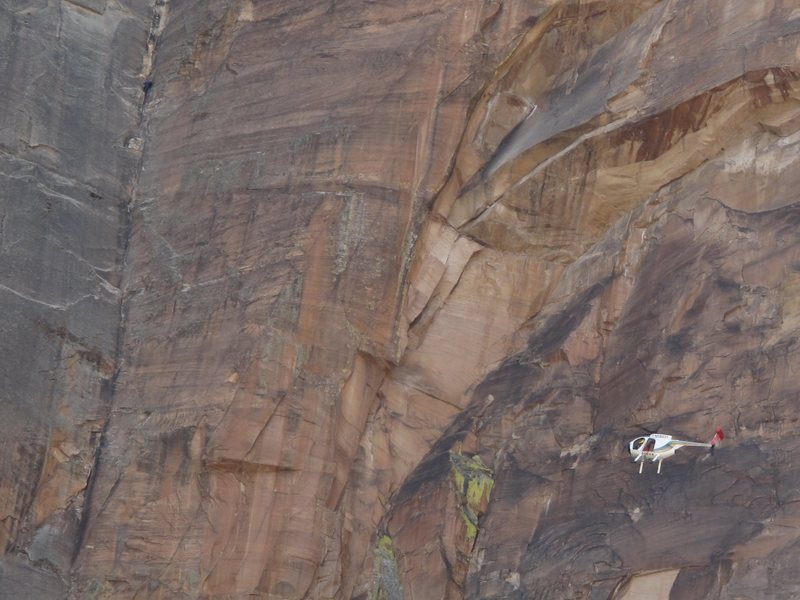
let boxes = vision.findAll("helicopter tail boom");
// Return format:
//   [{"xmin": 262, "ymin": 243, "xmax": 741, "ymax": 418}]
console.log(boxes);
[{"xmin": 709, "ymin": 428, "xmax": 724, "ymax": 454}]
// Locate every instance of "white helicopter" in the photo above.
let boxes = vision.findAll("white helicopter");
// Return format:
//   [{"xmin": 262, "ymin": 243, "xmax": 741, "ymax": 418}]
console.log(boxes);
[{"xmin": 628, "ymin": 428, "xmax": 724, "ymax": 474}]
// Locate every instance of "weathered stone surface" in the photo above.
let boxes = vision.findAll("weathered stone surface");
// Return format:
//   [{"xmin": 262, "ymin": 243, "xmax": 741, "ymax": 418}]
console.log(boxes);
[
  {"xmin": 0, "ymin": 0, "xmax": 151, "ymax": 596},
  {"xmin": 371, "ymin": 0, "xmax": 800, "ymax": 597},
  {"xmin": 4, "ymin": 0, "xmax": 800, "ymax": 599},
  {"xmin": 68, "ymin": 1, "xmax": 548, "ymax": 598},
  {"xmin": 393, "ymin": 192, "xmax": 800, "ymax": 599}
]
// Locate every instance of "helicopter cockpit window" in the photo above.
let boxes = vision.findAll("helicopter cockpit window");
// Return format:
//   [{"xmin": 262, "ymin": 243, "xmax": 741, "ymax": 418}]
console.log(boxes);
[{"xmin": 632, "ymin": 437, "xmax": 646, "ymax": 450}]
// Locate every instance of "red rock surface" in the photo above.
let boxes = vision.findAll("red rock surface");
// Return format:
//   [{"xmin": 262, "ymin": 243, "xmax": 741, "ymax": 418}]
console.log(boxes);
[{"xmin": 2, "ymin": 1, "xmax": 800, "ymax": 599}]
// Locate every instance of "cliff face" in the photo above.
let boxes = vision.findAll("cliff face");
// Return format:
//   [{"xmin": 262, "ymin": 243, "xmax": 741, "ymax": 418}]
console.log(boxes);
[
  {"xmin": 0, "ymin": 0, "xmax": 151, "ymax": 596},
  {"xmin": 373, "ymin": 1, "xmax": 800, "ymax": 597},
  {"xmin": 3, "ymin": 0, "xmax": 800, "ymax": 599}
]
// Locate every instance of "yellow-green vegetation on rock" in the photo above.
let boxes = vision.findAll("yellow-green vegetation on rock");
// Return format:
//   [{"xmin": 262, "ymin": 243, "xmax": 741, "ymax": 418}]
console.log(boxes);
[
  {"xmin": 450, "ymin": 451, "xmax": 494, "ymax": 541},
  {"xmin": 371, "ymin": 533, "xmax": 403, "ymax": 600},
  {"xmin": 377, "ymin": 535, "xmax": 395, "ymax": 560}
]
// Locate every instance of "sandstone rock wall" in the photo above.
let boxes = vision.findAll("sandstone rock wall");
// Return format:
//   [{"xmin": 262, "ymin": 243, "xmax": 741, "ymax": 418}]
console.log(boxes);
[
  {"xmin": 69, "ymin": 1, "xmax": 550, "ymax": 597},
  {"xmin": 374, "ymin": 0, "xmax": 800, "ymax": 598},
  {"xmin": 0, "ymin": 0, "xmax": 152, "ymax": 596},
  {"xmin": 3, "ymin": 0, "xmax": 800, "ymax": 599}
]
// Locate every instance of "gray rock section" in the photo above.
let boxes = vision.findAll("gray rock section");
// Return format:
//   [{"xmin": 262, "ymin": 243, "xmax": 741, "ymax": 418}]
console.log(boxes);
[{"xmin": 0, "ymin": 0, "xmax": 150, "ymax": 596}]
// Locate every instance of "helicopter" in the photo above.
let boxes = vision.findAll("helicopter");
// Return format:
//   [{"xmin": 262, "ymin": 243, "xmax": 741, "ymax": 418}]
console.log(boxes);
[{"xmin": 628, "ymin": 428, "xmax": 724, "ymax": 474}]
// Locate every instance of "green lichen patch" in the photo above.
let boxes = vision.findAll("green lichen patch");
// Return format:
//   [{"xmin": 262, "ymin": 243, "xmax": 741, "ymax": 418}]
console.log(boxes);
[
  {"xmin": 377, "ymin": 535, "xmax": 395, "ymax": 560},
  {"xmin": 450, "ymin": 451, "xmax": 494, "ymax": 541},
  {"xmin": 461, "ymin": 505, "xmax": 479, "ymax": 540},
  {"xmin": 371, "ymin": 533, "xmax": 403, "ymax": 600}
]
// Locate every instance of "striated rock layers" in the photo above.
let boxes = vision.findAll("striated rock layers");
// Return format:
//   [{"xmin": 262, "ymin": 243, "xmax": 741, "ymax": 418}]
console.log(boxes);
[
  {"xmin": 2, "ymin": 0, "xmax": 800, "ymax": 598},
  {"xmin": 0, "ymin": 0, "xmax": 153, "ymax": 596}
]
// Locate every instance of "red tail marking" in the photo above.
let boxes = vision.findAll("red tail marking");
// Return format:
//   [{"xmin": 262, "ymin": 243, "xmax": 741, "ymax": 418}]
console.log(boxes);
[{"xmin": 710, "ymin": 428, "xmax": 724, "ymax": 446}]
